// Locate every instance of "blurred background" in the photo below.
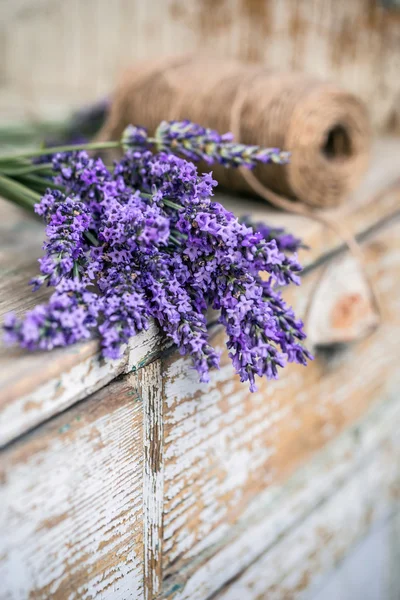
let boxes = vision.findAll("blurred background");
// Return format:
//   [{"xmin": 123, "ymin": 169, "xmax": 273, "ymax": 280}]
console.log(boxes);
[{"xmin": 0, "ymin": 0, "xmax": 399, "ymax": 132}]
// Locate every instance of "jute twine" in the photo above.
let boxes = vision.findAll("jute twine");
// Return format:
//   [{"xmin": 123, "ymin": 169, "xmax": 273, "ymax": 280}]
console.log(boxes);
[
  {"xmin": 97, "ymin": 57, "xmax": 385, "ymax": 338},
  {"xmin": 98, "ymin": 57, "xmax": 371, "ymax": 209}
]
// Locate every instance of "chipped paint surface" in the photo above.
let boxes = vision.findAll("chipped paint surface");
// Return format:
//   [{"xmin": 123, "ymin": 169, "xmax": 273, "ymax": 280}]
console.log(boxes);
[
  {"xmin": 0, "ymin": 321, "xmax": 163, "ymax": 447},
  {"xmin": 214, "ymin": 406, "xmax": 400, "ymax": 599},
  {"xmin": 0, "ymin": 150, "xmax": 400, "ymax": 598},
  {"xmin": 0, "ymin": 376, "xmax": 144, "ymax": 599},
  {"xmin": 140, "ymin": 360, "xmax": 164, "ymax": 600},
  {"xmin": 169, "ymin": 394, "xmax": 400, "ymax": 600}
]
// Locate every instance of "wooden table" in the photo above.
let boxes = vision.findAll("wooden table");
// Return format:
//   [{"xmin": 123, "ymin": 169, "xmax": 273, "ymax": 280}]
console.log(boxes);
[{"xmin": 1, "ymin": 139, "xmax": 400, "ymax": 600}]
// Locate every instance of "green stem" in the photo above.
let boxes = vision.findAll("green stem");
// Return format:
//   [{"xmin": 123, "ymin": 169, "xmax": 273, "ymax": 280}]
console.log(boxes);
[
  {"xmin": 14, "ymin": 173, "xmax": 63, "ymax": 194},
  {"xmin": 0, "ymin": 162, "xmax": 53, "ymax": 175},
  {"xmin": 169, "ymin": 234, "xmax": 181, "ymax": 246},
  {"xmin": 163, "ymin": 198, "xmax": 183, "ymax": 211},
  {"xmin": 85, "ymin": 230, "xmax": 99, "ymax": 247},
  {"xmin": 0, "ymin": 174, "xmax": 39, "ymax": 212},
  {"xmin": 0, "ymin": 140, "xmax": 120, "ymax": 163}
]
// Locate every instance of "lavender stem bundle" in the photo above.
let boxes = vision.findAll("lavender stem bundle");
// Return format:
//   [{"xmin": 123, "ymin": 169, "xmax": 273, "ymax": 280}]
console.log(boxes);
[{"xmin": 0, "ymin": 120, "xmax": 311, "ymax": 392}]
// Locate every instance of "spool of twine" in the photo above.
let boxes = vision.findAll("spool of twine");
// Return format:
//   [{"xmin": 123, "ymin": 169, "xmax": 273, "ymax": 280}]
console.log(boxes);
[
  {"xmin": 98, "ymin": 57, "xmax": 371, "ymax": 208},
  {"xmin": 97, "ymin": 56, "xmax": 383, "ymax": 343}
]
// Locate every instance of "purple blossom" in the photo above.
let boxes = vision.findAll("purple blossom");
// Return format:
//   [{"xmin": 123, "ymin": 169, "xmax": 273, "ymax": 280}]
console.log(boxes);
[
  {"xmin": 121, "ymin": 125, "xmax": 149, "ymax": 151},
  {"xmin": 31, "ymin": 189, "xmax": 91, "ymax": 289},
  {"xmin": 240, "ymin": 216, "xmax": 304, "ymax": 253},
  {"xmin": 3, "ymin": 128, "xmax": 312, "ymax": 391},
  {"xmin": 4, "ymin": 280, "xmax": 99, "ymax": 351},
  {"xmin": 98, "ymin": 270, "xmax": 150, "ymax": 359},
  {"xmin": 122, "ymin": 120, "xmax": 291, "ymax": 168}
]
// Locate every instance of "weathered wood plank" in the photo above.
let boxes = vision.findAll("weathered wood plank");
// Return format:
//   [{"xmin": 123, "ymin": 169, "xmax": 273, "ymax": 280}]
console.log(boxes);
[
  {"xmin": 0, "ymin": 317, "xmax": 164, "ymax": 448},
  {"xmin": 0, "ymin": 374, "xmax": 144, "ymax": 600},
  {"xmin": 160, "ymin": 219, "xmax": 400, "ymax": 598},
  {"xmin": 164, "ymin": 388, "xmax": 400, "ymax": 600},
  {"xmin": 213, "ymin": 402, "xmax": 400, "ymax": 600},
  {"xmin": 139, "ymin": 360, "xmax": 165, "ymax": 600}
]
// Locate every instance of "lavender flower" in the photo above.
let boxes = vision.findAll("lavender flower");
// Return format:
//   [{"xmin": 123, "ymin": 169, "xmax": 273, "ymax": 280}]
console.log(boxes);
[
  {"xmin": 31, "ymin": 189, "xmax": 91, "ymax": 289},
  {"xmin": 4, "ymin": 280, "xmax": 99, "ymax": 351},
  {"xmin": 121, "ymin": 125, "xmax": 148, "ymax": 150},
  {"xmin": 3, "ymin": 130, "xmax": 312, "ymax": 391},
  {"xmin": 240, "ymin": 216, "xmax": 304, "ymax": 253},
  {"xmin": 98, "ymin": 269, "xmax": 150, "ymax": 359},
  {"xmin": 122, "ymin": 120, "xmax": 291, "ymax": 168}
]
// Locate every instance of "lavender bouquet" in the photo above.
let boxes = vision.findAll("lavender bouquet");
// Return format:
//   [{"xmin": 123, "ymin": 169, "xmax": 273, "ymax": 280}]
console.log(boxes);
[{"xmin": 0, "ymin": 120, "xmax": 311, "ymax": 392}]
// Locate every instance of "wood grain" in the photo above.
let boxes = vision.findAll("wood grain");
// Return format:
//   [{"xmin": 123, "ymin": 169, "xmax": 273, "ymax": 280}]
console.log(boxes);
[
  {"xmin": 0, "ymin": 0, "xmax": 399, "ymax": 130},
  {"xmin": 172, "ymin": 394, "xmax": 400, "ymax": 600},
  {"xmin": 139, "ymin": 360, "xmax": 165, "ymax": 600},
  {"xmin": 0, "ymin": 374, "xmax": 145, "ymax": 600},
  {"xmin": 160, "ymin": 219, "xmax": 400, "ymax": 598},
  {"xmin": 213, "ymin": 399, "xmax": 400, "ymax": 600}
]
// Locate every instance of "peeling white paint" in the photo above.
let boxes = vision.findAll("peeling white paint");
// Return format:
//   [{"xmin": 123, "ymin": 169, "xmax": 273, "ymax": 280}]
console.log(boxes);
[
  {"xmin": 0, "ymin": 321, "xmax": 162, "ymax": 447},
  {"xmin": 170, "ymin": 393, "xmax": 400, "ymax": 600},
  {"xmin": 141, "ymin": 361, "xmax": 164, "ymax": 600},
  {"xmin": 0, "ymin": 384, "xmax": 144, "ymax": 599}
]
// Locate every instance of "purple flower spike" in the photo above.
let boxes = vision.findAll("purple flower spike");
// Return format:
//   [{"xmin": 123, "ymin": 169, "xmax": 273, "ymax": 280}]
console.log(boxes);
[
  {"xmin": 31, "ymin": 190, "xmax": 92, "ymax": 289},
  {"xmin": 4, "ymin": 280, "xmax": 99, "ymax": 351},
  {"xmin": 151, "ymin": 120, "xmax": 290, "ymax": 168}
]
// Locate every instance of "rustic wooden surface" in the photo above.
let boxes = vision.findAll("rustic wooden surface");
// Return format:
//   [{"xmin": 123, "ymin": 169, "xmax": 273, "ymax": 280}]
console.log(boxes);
[
  {"xmin": 0, "ymin": 374, "xmax": 145, "ymax": 599},
  {"xmin": 0, "ymin": 0, "xmax": 399, "ymax": 131},
  {"xmin": 213, "ymin": 400, "xmax": 400, "ymax": 600},
  {"xmin": 1, "ymin": 219, "xmax": 400, "ymax": 598}
]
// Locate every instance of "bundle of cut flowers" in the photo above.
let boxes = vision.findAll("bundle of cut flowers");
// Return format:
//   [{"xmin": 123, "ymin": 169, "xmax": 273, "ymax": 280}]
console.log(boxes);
[{"xmin": 0, "ymin": 120, "xmax": 312, "ymax": 392}]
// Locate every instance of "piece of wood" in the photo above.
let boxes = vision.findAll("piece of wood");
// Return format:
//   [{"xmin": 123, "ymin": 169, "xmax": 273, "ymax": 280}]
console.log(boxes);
[
  {"xmin": 0, "ymin": 374, "xmax": 144, "ymax": 600},
  {"xmin": 159, "ymin": 219, "xmax": 400, "ymax": 598},
  {"xmin": 139, "ymin": 360, "xmax": 165, "ymax": 600},
  {"xmin": 213, "ymin": 404, "xmax": 400, "ymax": 600},
  {"xmin": 0, "ymin": 138, "xmax": 399, "ymax": 447},
  {"xmin": 0, "ymin": 139, "xmax": 400, "ymax": 597},
  {"xmin": 305, "ymin": 254, "xmax": 379, "ymax": 346},
  {"xmin": 177, "ymin": 395, "xmax": 400, "ymax": 600},
  {"xmin": 0, "ymin": 0, "xmax": 399, "ymax": 131}
]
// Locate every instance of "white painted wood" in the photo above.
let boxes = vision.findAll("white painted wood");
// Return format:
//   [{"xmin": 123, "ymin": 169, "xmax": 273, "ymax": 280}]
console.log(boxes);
[
  {"xmin": 140, "ymin": 360, "xmax": 164, "ymax": 600},
  {"xmin": 170, "ymin": 392, "xmax": 400, "ymax": 599},
  {"xmin": 0, "ymin": 374, "xmax": 145, "ymax": 600},
  {"xmin": 160, "ymin": 219, "xmax": 400, "ymax": 597},
  {"xmin": 0, "ymin": 321, "xmax": 164, "ymax": 447}
]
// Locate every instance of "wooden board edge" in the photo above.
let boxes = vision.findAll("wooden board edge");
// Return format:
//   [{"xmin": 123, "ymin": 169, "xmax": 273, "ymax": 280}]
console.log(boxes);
[
  {"xmin": 0, "ymin": 322, "xmax": 166, "ymax": 447},
  {"xmin": 138, "ymin": 360, "xmax": 165, "ymax": 599}
]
